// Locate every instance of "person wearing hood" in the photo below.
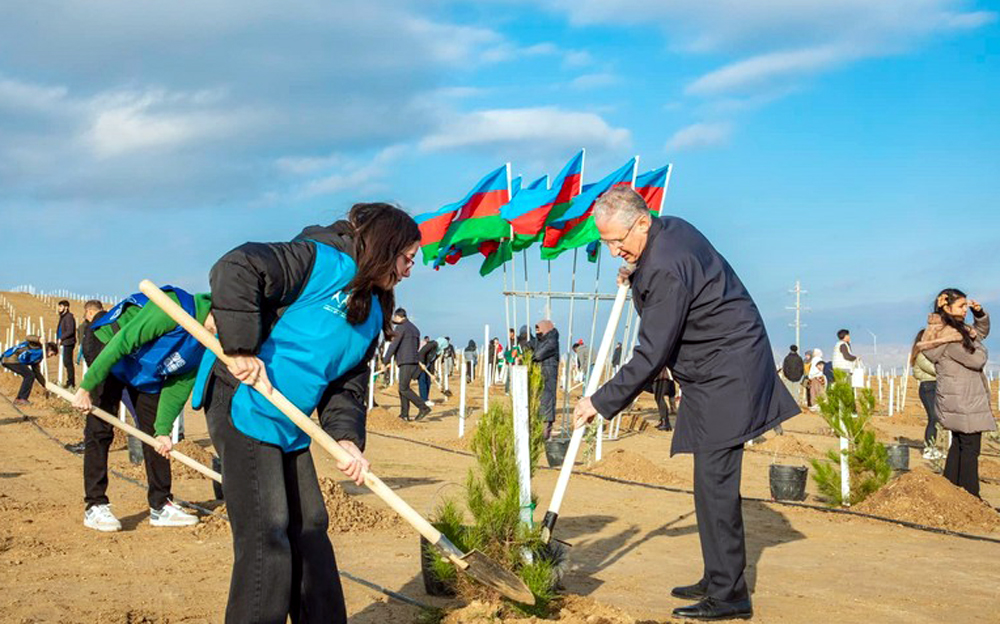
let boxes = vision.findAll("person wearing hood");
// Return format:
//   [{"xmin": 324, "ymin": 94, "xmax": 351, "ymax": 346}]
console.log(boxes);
[
  {"xmin": 464, "ymin": 340, "xmax": 478, "ymax": 381},
  {"xmin": 197, "ymin": 203, "xmax": 421, "ymax": 623},
  {"xmin": 531, "ymin": 320, "xmax": 560, "ymax": 438},
  {"xmin": 918, "ymin": 289, "xmax": 993, "ymax": 497},
  {"xmin": 517, "ymin": 325, "xmax": 530, "ymax": 353},
  {"xmin": 807, "ymin": 349, "xmax": 826, "ymax": 410}
]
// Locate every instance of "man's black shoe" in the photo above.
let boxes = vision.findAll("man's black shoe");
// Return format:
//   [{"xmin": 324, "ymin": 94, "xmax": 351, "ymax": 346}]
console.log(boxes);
[
  {"xmin": 415, "ymin": 407, "xmax": 431, "ymax": 421},
  {"xmin": 397, "ymin": 415, "xmax": 411, "ymax": 422},
  {"xmin": 672, "ymin": 597, "xmax": 752, "ymax": 621},
  {"xmin": 671, "ymin": 580, "xmax": 708, "ymax": 600}
]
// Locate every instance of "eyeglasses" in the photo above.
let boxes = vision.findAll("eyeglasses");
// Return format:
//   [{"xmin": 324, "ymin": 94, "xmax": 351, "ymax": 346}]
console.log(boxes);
[
  {"xmin": 599, "ymin": 218, "xmax": 640, "ymax": 250},
  {"xmin": 399, "ymin": 252, "xmax": 416, "ymax": 267}
]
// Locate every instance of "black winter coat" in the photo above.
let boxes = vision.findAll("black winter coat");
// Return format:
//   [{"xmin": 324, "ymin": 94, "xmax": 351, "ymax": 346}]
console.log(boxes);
[
  {"xmin": 207, "ymin": 222, "xmax": 378, "ymax": 451},
  {"xmin": 590, "ymin": 217, "xmax": 799, "ymax": 455},
  {"xmin": 58, "ymin": 311, "xmax": 77, "ymax": 346},
  {"xmin": 531, "ymin": 328, "xmax": 560, "ymax": 373},
  {"xmin": 782, "ymin": 352, "xmax": 804, "ymax": 382},
  {"xmin": 384, "ymin": 319, "xmax": 420, "ymax": 366},
  {"xmin": 418, "ymin": 341, "xmax": 438, "ymax": 374}
]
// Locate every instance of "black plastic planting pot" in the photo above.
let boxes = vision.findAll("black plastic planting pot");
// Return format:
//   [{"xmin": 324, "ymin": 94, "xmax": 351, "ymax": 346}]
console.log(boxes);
[
  {"xmin": 769, "ymin": 464, "xmax": 808, "ymax": 501},
  {"xmin": 544, "ymin": 436, "xmax": 572, "ymax": 468},
  {"xmin": 420, "ymin": 535, "xmax": 457, "ymax": 597},
  {"xmin": 127, "ymin": 435, "xmax": 143, "ymax": 465},
  {"xmin": 885, "ymin": 443, "xmax": 910, "ymax": 471}
]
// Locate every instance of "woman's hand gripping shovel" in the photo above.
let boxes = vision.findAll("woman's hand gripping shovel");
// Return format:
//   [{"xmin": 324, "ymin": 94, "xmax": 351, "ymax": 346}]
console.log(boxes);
[
  {"xmin": 138, "ymin": 280, "xmax": 535, "ymax": 605},
  {"xmin": 540, "ymin": 277, "xmax": 630, "ymax": 547}
]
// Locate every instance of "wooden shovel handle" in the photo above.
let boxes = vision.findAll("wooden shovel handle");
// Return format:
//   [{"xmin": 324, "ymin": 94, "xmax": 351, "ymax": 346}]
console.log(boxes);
[
  {"xmin": 45, "ymin": 382, "xmax": 221, "ymax": 483},
  {"xmin": 137, "ymin": 281, "xmax": 466, "ymax": 565}
]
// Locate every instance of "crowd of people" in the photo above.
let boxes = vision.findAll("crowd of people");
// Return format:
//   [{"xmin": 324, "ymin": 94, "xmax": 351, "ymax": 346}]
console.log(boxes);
[{"xmin": 1, "ymin": 192, "xmax": 994, "ymax": 622}]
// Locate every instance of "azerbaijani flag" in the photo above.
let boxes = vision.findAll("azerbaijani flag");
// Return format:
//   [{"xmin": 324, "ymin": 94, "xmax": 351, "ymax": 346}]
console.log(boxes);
[
  {"xmin": 415, "ymin": 164, "xmax": 510, "ymax": 266},
  {"xmin": 540, "ymin": 157, "xmax": 637, "ymax": 260},
  {"xmin": 478, "ymin": 239, "xmax": 513, "ymax": 276},
  {"xmin": 434, "ymin": 164, "xmax": 511, "ymax": 265},
  {"xmin": 501, "ymin": 150, "xmax": 584, "ymax": 252},
  {"xmin": 635, "ymin": 164, "xmax": 671, "ymax": 216}
]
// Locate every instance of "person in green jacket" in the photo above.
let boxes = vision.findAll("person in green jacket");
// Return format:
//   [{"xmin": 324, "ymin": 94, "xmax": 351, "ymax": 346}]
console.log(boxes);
[
  {"xmin": 911, "ymin": 329, "xmax": 942, "ymax": 460},
  {"xmin": 72, "ymin": 287, "xmax": 213, "ymax": 530}
]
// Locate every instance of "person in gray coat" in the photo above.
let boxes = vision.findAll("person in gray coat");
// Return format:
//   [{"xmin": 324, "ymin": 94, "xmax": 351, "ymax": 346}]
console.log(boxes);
[
  {"xmin": 918, "ymin": 288, "xmax": 994, "ymax": 497},
  {"xmin": 530, "ymin": 320, "xmax": 559, "ymax": 439},
  {"xmin": 573, "ymin": 186, "xmax": 798, "ymax": 622}
]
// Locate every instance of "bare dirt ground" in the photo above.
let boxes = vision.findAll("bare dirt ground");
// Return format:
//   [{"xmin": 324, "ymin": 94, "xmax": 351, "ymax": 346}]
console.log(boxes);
[{"xmin": 2, "ymin": 292, "xmax": 1000, "ymax": 623}]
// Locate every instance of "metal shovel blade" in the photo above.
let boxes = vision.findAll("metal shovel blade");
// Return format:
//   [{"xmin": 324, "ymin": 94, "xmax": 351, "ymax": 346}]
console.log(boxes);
[{"xmin": 459, "ymin": 550, "xmax": 536, "ymax": 605}]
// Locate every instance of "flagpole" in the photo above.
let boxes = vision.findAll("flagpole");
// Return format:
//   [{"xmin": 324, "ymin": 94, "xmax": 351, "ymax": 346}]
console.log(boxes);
[
  {"xmin": 506, "ymin": 164, "xmax": 517, "ymax": 341},
  {"xmin": 585, "ymin": 252, "xmax": 601, "ymax": 378},
  {"xmin": 503, "ymin": 261, "xmax": 511, "ymax": 353},
  {"xmin": 546, "ymin": 261, "xmax": 552, "ymax": 319},
  {"xmin": 523, "ymin": 250, "xmax": 530, "ymax": 331},
  {"xmin": 560, "ymin": 248, "xmax": 579, "ymax": 433}
]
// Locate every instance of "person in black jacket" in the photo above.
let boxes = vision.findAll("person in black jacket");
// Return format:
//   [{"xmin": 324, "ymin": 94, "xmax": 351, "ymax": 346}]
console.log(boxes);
[
  {"xmin": 200, "ymin": 203, "xmax": 421, "ymax": 624},
  {"xmin": 417, "ymin": 336, "xmax": 438, "ymax": 407},
  {"xmin": 574, "ymin": 187, "xmax": 798, "ymax": 622},
  {"xmin": 531, "ymin": 320, "xmax": 560, "ymax": 439},
  {"xmin": 780, "ymin": 345, "xmax": 805, "ymax": 405},
  {"xmin": 383, "ymin": 308, "xmax": 428, "ymax": 421},
  {"xmin": 57, "ymin": 300, "xmax": 77, "ymax": 388}
]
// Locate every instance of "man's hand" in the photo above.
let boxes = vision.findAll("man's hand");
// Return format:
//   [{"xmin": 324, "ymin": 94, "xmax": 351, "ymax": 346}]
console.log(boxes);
[
  {"xmin": 336, "ymin": 440, "xmax": 370, "ymax": 486},
  {"xmin": 203, "ymin": 312, "xmax": 217, "ymax": 335},
  {"xmin": 574, "ymin": 396, "xmax": 599, "ymax": 429},
  {"xmin": 72, "ymin": 388, "xmax": 93, "ymax": 412},
  {"xmin": 617, "ymin": 264, "xmax": 635, "ymax": 287},
  {"xmin": 227, "ymin": 355, "xmax": 272, "ymax": 393},
  {"xmin": 155, "ymin": 435, "xmax": 173, "ymax": 458}
]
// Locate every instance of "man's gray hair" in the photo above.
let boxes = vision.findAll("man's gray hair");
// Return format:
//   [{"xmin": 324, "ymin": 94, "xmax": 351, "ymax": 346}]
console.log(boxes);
[{"xmin": 594, "ymin": 186, "xmax": 649, "ymax": 226}]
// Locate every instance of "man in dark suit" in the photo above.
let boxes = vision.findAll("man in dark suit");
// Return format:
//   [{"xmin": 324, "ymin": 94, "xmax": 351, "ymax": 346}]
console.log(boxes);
[
  {"xmin": 383, "ymin": 308, "xmax": 428, "ymax": 421},
  {"xmin": 574, "ymin": 186, "xmax": 799, "ymax": 621}
]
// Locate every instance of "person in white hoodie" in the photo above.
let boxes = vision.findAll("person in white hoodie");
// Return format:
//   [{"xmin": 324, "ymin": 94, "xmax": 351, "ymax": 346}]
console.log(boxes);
[{"xmin": 807, "ymin": 348, "xmax": 826, "ymax": 410}]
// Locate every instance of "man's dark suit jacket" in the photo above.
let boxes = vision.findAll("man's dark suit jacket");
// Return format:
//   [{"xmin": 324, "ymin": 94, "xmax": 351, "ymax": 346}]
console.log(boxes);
[{"xmin": 591, "ymin": 217, "xmax": 799, "ymax": 455}]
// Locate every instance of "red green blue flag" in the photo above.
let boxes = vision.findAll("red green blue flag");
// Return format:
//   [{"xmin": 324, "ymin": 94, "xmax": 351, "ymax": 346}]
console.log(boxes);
[
  {"xmin": 635, "ymin": 164, "xmax": 670, "ymax": 215},
  {"xmin": 501, "ymin": 150, "xmax": 584, "ymax": 252},
  {"xmin": 540, "ymin": 157, "xmax": 637, "ymax": 260},
  {"xmin": 434, "ymin": 164, "xmax": 511, "ymax": 267}
]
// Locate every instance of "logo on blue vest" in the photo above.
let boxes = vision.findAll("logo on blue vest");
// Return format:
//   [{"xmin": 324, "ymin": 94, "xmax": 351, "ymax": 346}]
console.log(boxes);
[{"xmin": 322, "ymin": 290, "xmax": 349, "ymax": 319}]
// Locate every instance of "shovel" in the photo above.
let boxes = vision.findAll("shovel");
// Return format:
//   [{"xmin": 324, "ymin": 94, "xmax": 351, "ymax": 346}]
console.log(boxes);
[
  {"xmin": 138, "ymin": 280, "xmax": 535, "ymax": 605},
  {"xmin": 540, "ymin": 281, "xmax": 629, "ymax": 545},
  {"xmin": 419, "ymin": 363, "xmax": 453, "ymax": 398},
  {"xmin": 45, "ymin": 382, "xmax": 222, "ymax": 483}
]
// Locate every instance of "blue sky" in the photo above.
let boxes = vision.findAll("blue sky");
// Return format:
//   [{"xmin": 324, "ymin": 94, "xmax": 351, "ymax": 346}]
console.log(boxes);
[{"xmin": 1, "ymin": 1, "xmax": 998, "ymax": 369}]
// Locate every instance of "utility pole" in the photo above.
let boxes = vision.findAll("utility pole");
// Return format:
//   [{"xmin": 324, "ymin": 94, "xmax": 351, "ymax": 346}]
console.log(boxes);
[
  {"xmin": 866, "ymin": 329, "xmax": 877, "ymax": 358},
  {"xmin": 786, "ymin": 279, "xmax": 809, "ymax": 349}
]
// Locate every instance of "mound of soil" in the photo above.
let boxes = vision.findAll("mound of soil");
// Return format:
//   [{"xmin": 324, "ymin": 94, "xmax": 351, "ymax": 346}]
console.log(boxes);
[
  {"xmin": 855, "ymin": 469, "xmax": 1000, "ymax": 533},
  {"xmin": 366, "ymin": 407, "xmax": 416, "ymax": 432},
  {"xmin": 441, "ymin": 595, "xmax": 658, "ymax": 624},
  {"xmin": 193, "ymin": 504, "xmax": 231, "ymax": 538},
  {"xmin": 752, "ymin": 435, "xmax": 820, "ymax": 458},
  {"xmin": 35, "ymin": 406, "xmax": 86, "ymax": 430},
  {"xmin": 978, "ymin": 458, "xmax": 1000, "ymax": 481},
  {"xmin": 171, "ymin": 440, "xmax": 218, "ymax": 480},
  {"xmin": 585, "ymin": 449, "xmax": 683, "ymax": 487},
  {"xmin": 318, "ymin": 477, "xmax": 401, "ymax": 533}
]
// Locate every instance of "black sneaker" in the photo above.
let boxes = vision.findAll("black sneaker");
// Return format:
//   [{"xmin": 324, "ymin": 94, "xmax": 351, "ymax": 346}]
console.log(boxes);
[{"xmin": 415, "ymin": 407, "xmax": 431, "ymax": 421}]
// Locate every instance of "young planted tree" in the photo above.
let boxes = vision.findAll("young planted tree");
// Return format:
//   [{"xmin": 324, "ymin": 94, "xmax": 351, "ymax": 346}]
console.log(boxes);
[
  {"xmin": 810, "ymin": 376, "xmax": 892, "ymax": 506},
  {"xmin": 425, "ymin": 360, "xmax": 559, "ymax": 616}
]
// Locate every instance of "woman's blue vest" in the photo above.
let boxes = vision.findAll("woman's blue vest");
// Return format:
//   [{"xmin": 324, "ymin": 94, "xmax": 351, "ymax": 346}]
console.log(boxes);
[{"xmin": 195, "ymin": 243, "xmax": 381, "ymax": 452}]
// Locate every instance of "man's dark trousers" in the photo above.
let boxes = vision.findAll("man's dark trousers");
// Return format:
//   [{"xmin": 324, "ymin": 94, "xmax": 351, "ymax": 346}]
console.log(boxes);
[
  {"xmin": 397, "ymin": 364, "xmax": 424, "ymax": 419},
  {"xmin": 62, "ymin": 345, "xmax": 76, "ymax": 387},
  {"xmin": 693, "ymin": 444, "xmax": 749, "ymax": 603},
  {"xmin": 3, "ymin": 363, "xmax": 40, "ymax": 400}
]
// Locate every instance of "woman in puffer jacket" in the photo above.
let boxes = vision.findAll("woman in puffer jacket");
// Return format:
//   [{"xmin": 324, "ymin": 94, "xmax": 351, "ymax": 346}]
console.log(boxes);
[
  {"xmin": 910, "ymin": 330, "xmax": 942, "ymax": 460},
  {"xmin": 918, "ymin": 288, "xmax": 995, "ymax": 497}
]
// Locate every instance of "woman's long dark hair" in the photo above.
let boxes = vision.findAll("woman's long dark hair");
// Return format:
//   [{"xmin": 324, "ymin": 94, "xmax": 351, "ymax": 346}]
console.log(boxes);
[
  {"xmin": 934, "ymin": 287, "xmax": 975, "ymax": 353},
  {"xmin": 343, "ymin": 203, "xmax": 421, "ymax": 335}
]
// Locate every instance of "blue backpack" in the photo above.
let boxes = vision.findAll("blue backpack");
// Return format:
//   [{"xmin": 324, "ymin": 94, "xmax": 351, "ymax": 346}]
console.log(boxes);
[{"xmin": 91, "ymin": 286, "xmax": 205, "ymax": 393}]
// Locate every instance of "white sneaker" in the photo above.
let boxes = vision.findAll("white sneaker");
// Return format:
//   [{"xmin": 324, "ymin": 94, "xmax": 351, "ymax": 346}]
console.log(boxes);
[
  {"xmin": 84, "ymin": 504, "xmax": 122, "ymax": 532},
  {"xmin": 922, "ymin": 447, "xmax": 945, "ymax": 460},
  {"xmin": 149, "ymin": 501, "xmax": 200, "ymax": 527}
]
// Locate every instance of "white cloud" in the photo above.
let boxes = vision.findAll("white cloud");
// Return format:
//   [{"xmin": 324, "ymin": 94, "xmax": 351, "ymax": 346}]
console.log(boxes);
[
  {"xmin": 569, "ymin": 72, "xmax": 620, "ymax": 90},
  {"xmin": 419, "ymin": 107, "xmax": 631, "ymax": 153},
  {"xmin": 563, "ymin": 50, "xmax": 594, "ymax": 68},
  {"xmin": 664, "ymin": 121, "xmax": 733, "ymax": 151},
  {"xmin": 297, "ymin": 144, "xmax": 407, "ymax": 198},
  {"xmin": 686, "ymin": 45, "xmax": 855, "ymax": 96}
]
